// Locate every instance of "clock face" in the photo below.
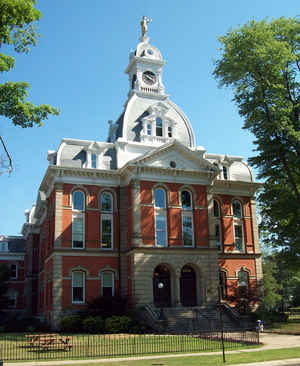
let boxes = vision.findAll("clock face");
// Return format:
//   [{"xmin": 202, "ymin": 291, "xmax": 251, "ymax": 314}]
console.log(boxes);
[{"xmin": 142, "ymin": 71, "xmax": 156, "ymax": 85}]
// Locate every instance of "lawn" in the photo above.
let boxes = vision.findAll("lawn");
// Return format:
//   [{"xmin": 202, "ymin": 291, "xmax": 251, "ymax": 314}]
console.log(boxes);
[
  {"xmin": 266, "ymin": 312, "xmax": 300, "ymax": 334},
  {"xmin": 0, "ymin": 331, "xmax": 258, "ymax": 362},
  {"xmin": 19, "ymin": 347, "xmax": 300, "ymax": 366}
]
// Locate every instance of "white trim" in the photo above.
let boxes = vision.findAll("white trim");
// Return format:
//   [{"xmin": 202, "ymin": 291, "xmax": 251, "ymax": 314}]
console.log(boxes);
[
  {"xmin": 234, "ymin": 223, "xmax": 244, "ymax": 252},
  {"xmin": 101, "ymin": 271, "xmax": 115, "ymax": 296},
  {"xmin": 100, "ymin": 214, "xmax": 113, "ymax": 250},
  {"xmin": 182, "ymin": 212, "xmax": 194, "ymax": 247},
  {"xmin": 72, "ymin": 270, "xmax": 85, "ymax": 304},
  {"xmin": 72, "ymin": 213, "xmax": 85, "ymax": 249}
]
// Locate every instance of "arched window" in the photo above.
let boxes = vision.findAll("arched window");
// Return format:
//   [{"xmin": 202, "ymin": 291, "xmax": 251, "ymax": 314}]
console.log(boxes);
[
  {"xmin": 156, "ymin": 117, "xmax": 163, "ymax": 137},
  {"xmin": 238, "ymin": 269, "xmax": 249, "ymax": 297},
  {"xmin": 72, "ymin": 270, "xmax": 85, "ymax": 303},
  {"xmin": 232, "ymin": 200, "xmax": 242, "ymax": 218},
  {"xmin": 154, "ymin": 188, "xmax": 166, "ymax": 208},
  {"xmin": 213, "ymin": 200, "xmax": 222, "ymax": 251},
  {"xmin": 181, "ymin": 190, "xmax": 192, "ymax": 210},
  {"xmin": 154, "ymin": 188, "xmax": 167, "ymax": 247},
  {"xmin": 101, "ymin": 271, "xmax": 114, "ymax": 297},
  {"xmin": 100, "ymin": 192, "xmax": 113, "ymax": 249},
  {"xmin": 72, "ymin": 190, "xmax": 85, "ymax": 249},
  {"xmin": 213, "ymin": 200, "xmax": 220, "ymax": 217},
  {"xmin": 100, "ymin": 192, "xmax": 113, "ymax": 212},
  {"xmin": 219, "ymin": 270, "xmax": 227, "ymax": 299},
  {"xmin": 72, "ymin": 190, "xmax": 85, "ymax": 211},
  {"xmin": 223, "ymin": 166, "xmax": 228, "ymax": 180},
  {"xmin": 181, "ymin": 190, "xmax": 194, "ymax": 247}
]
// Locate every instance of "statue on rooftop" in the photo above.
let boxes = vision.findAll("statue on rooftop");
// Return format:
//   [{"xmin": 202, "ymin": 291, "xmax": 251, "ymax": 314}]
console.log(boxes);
[{"xmin": 140, "ymin": 16, "xmax": 152, "ymax": 37}]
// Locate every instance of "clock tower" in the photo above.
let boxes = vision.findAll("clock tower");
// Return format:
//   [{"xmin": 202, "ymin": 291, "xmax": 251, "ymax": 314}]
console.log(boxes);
[{"xmin": 125, "ymin": 26, "xmax": 166, "ymax": 99}]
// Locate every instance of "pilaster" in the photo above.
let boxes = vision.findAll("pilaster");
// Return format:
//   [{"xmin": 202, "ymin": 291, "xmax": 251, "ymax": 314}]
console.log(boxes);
[
  {"xmin": 51, "ymin": 254, "xmax": 62, "ymax": 329},
  {"xmin": 54, "ymin": 183, "xmax": 63, "ymax": 249},
  {"xmin": 131, "ymin": 180, "xmax": 142, "ymax": 246}
]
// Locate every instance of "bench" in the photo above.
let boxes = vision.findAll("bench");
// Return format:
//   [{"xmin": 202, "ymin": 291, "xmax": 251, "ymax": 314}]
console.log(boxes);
[{"xmin": 25, "ymin": 334, "xmax": 72, "ymax": 351}]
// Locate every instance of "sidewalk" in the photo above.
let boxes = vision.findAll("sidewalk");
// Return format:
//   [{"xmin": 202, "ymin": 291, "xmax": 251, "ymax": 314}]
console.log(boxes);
[{"xmin": 4, "ymin": 333, "xmax": 300, "ymax": 366}]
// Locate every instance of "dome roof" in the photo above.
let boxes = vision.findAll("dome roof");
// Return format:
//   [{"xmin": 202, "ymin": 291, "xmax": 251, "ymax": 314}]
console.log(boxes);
[{"xmin": 135, "ymin": 40, "xmax": 163, "ymax": 61}]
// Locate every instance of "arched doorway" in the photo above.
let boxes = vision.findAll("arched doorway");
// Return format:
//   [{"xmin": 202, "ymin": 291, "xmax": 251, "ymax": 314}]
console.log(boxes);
[
  {"xmin": 180, "ymin": 265, "xmax": 197, "ymax": 306},
  {"xmin": 153, "ymin": 264, "xmax": 171, "ymax": 307}
]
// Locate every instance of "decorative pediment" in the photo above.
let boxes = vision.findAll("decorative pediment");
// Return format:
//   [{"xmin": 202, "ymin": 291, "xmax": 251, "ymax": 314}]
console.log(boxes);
[{"xmin": 128, "ymin": 140, "xmax": 217, "ymax": 174}]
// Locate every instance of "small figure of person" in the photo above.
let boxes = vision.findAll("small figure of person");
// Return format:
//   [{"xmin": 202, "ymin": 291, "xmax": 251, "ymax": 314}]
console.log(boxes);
[
  {"xmin": 256, "ymin": 319, "xmax": 261, "ymax": 332},
  {"xmin": 141, "ymin": 16, "xmax": 152, "ymax": 37},
  {"xmin": 260, "ymin": 320, "xmax": 264, "ymax": 332}
]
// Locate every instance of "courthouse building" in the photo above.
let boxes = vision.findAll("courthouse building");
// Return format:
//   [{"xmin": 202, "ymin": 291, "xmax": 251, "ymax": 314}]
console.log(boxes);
[{"xmin": 19, "ymin": 22, "xmax": 262, "ymax": 328}]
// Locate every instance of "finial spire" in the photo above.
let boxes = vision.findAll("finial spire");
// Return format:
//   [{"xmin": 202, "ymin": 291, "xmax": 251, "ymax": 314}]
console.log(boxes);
[{"xmin": 140, "ymin": 16, "xmax": 152, "ymax": 41}]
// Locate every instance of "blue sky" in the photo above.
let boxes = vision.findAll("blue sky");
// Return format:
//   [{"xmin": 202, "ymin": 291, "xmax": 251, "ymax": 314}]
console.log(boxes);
[{"xmin": 0, "ymin": 0, "xmax": 299, "ymax": 236}]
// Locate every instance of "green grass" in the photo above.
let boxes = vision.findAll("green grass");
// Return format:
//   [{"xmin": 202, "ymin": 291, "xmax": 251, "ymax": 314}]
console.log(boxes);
[
  {"xmin": 266, "ymin": 312, "xmax": 300, "ymax": 334},
  {"xmin": 0, "ymin": 332, "xmax": 258, "ymax": 362},
  {"xmin": 13, "ymin": 347, "xmax": 300, "ymax": 366}
]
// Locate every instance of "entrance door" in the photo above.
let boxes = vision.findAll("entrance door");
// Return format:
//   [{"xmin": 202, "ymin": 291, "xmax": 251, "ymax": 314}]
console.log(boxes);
[
  {"xmin": 180, "ymin": 265, "xmax": 197, "ymax": 306},
  {"xmin": 153, "ymin": 265, "xmax": 171, "ymax": 307}
]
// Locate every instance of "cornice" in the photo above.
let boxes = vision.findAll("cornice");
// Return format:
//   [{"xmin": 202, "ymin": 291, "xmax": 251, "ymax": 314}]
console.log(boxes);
[
  {"xmin": 212, "ymin": 180, "xmax": 262, "ymax": 196},
  {"xmin": 127, "ymin": 247, "xmax": 218, "ymax": 255},
  {"xmin": 39, "ymin": 166, "xmax": 120, "ymax": 194}
]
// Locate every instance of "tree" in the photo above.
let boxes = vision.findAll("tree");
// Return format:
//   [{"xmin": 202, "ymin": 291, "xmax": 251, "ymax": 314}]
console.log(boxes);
[
  {"xmin": 0, "ymin": 0, "xmax": 59, "ymax": 173},
  {"xmin": 213, "ymin": 17, "xmax": 300, "ymax": 264},
  {"xmin": 0, "ymin": 264, "xmax": 10, "ymax": 309}
]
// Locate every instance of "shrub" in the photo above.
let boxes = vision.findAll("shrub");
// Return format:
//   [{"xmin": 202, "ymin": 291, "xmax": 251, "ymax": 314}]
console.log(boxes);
[
  {"xmin": 82, "ymin": 316, "xmax": 104, "ymax": 334},
  {"xmin": 60, "ymin": 315, "xmax": 82, "ymax": 333},
  {"xmin": 105, "ymin": 316, "xmax": 132, "ymax": 333},
  {"xmin": 249, "ymin": 308, "xmax": 289, "ymax": 324},
  {"xmin": 87, "ymin": 296, "xmax": 128, "ymax": 318}
]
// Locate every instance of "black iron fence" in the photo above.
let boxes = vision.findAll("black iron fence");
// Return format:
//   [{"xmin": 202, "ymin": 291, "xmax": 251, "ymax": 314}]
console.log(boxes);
[{"xmin": 0, "ymin": 330, "xmax": 259, "ymax": 362}]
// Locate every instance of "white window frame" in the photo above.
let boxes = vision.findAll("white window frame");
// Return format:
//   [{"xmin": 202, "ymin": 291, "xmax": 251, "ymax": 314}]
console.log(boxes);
[
  {"xmin": 10, "ymin": 264, "xmax": 17, "ymax": 279},
  {"xmin": 72, "ymin": 190, "xmax": 85, "ymax": 249},
  {"xmin": 101, "ymin": 214, "xmax": 113, "ymax": 250},
  {"xmin": 72, "ymin": 271, "xmax": 85, "ymax": 304},
  {"xmin": 234, "ymin": 223, "xmax": 244, "ymax": 252},
  {"xmin": 0, "ymin": 241, "xmax": 8, "ymax": 252},
  {"xmin": 72, "ymin": 213, "xmax": 85, "ymax": 249},
  {"xmin": 154, "ymin": 212, "xmax": 168, "ymax": 247},
  {"xmin": 154, "ymin": 188, "xmax": 168, "ymax": 247},
  {"xmin": 215, "ymin": 223, "xmax": 222, "ymax": 251},
  {"xmin": 91, "ymin": 153, "xmax": 97, "ymax": 169},
  {"xmin": 182, "ymin": 212, "xmax": 194, "ymax": 247},
  {"xmin": 232, "ymin": 200, "xmax": 243, "ymax": 218},
  {"xmin": 181, "ymin": 190, "xmax": 194, "ymax": 247},
  {"xmin": 101, "ymin": 271, "xmax": 115, "ymax": 296}
]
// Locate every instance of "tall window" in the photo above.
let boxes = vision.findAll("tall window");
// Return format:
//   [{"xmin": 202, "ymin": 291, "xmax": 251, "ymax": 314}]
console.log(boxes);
[
  {"xmin": 181, "ymin": 190, "xmax": 194, "ymax": 247},
  {"xmin": 0, "ymin": 241, "xmax": 8, "ymax": 252},
  {"xmin": 10, "ymin": 264, "xmax": 17, "ymax": 279},
  {"xmin": 6, "ymin": 289, "xmax": 18, "ymax": 308},
  {"xmin": 238, "ymin": 269, "xmax": 249, "ymax": 297},
  {"xmin": 223, "ymin": 166, "xmax": 228, "ymax": 180},
  {"xmin": 213, "ymin": 200, "xmax": 220, "ymax": 217},
  {"xmin": 72, "ymin": 271, "xmax": 85, "ymax": 303},
  {"xmin": 219, "ymin": 270, "xmax": 227, "ymax": 299},
  {"xmin": 101, "ymin": 271, "xmax": 114, "ymax": 297},
  {"xmin": 168, "ymin": 126, "xmax": 172, "ymax": 137},
  {"xmin": 234, "ymin": 224, "xmax": 244, "ymax": 252},
  {"xmin": 232, "ymin": 200, "xmax": 242, "ymax": 218},
  {"xmin": 154, "ymin": 188, "xmax": 167, "ymax": 247},
  {"xmin": 100, "ymin": 192, "xmax": 113, "ymax": 249},
  {"xmin": 72, "ymin": 190, "xmax": 85, "ymax": 249},
  {"xmin": 213, "ymin": 200, "xmax": 222, "ymax": 250},
  {"xmin": 215, "ymin": 223, "xmax": 222, "ymax": 251},
  {"xmin": 147, "ymin": 123, "xmax": 152, "ymax": 136},
  {"xmin": 156, "ymin": 117, "xmax": 163, "ymax": 137},
  {"xmin": 91, "ymin": 153, "xmax": 97, "ymax": 168}
]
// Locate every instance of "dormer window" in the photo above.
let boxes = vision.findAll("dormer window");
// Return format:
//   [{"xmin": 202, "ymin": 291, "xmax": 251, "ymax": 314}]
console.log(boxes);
[
  {"xmin": 91, "ymin": 153, "xmax": 97, "ymax": 169},
  {"xmin": 156, "ymin": 118, "xmax": 163, "ymax": 137},
  {"xmin": 223, "ymin": 166, "xmax": 228, "ymax": 180}
]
